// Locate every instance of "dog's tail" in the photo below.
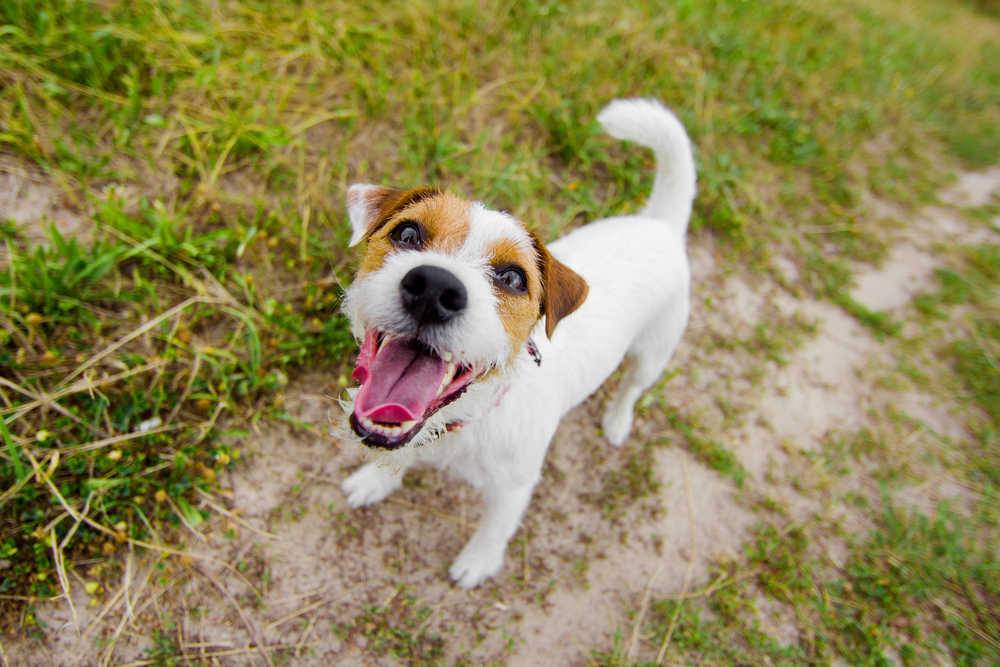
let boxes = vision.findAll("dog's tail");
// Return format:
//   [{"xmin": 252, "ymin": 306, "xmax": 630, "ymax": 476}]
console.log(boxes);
[{"xmin": 597, "ymin": 98, "xmax": 696, "ymax": 234}]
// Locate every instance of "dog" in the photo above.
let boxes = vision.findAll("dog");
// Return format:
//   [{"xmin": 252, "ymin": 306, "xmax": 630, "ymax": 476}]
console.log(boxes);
[{"xmin": 338, "ymin": 98, "xmax": 696, "ymax": 588}]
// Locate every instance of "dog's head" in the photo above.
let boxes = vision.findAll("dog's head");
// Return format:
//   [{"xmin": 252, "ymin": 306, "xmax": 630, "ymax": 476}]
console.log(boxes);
[{"xmin": 340, "ymin": 184, "xmax": 588, "ymax": 450}]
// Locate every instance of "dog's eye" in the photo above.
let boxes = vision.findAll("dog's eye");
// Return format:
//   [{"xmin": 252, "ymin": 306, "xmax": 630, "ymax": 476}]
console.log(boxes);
[
  {"xmin": 390, "ymin": 222, "xmax": 422, "ymax": 247},
  {"xmin": 496, "ymin": 266, "xmax": 527, "ymax": 293}
]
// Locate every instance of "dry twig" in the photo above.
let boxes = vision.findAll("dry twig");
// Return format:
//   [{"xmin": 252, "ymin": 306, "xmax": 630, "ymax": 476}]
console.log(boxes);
[
  {"xmin": 264, "ymin": 583, "xmax": 364, "ymax": 631},
  {"xmin": 625, "ymin": 562, "xmax": 663, "ymax": 661},
  {"xmin": 194, "ymin": 565, "xmax": 275, "ymax": 667}
]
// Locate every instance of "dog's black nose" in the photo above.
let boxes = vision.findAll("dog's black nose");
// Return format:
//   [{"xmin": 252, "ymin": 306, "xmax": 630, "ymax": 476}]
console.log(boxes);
[{"xmin": 400, "ymin": 265, "xmax": 468, "ymax": 326}]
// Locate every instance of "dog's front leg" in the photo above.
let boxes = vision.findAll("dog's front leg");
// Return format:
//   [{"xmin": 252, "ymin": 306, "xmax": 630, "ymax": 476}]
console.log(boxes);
[
  {"xmin": 341, "ymin": 462, "xmax": 408, "ymax": 508},
  {"xmin": 449, "ymin": 482, "xmax": 535, "ymax": 588}
]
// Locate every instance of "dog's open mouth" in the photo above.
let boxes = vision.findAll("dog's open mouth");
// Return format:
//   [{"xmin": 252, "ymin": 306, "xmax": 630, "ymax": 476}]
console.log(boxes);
[{"xmin": 349, "ymin": 328, "xmax": 476, "ymax": 449}]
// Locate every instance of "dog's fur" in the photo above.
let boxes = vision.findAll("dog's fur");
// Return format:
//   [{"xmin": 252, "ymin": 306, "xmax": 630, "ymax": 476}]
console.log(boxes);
[{"xmin": 339, "ymin": 99, "xmax": 696, "ymax": 588}]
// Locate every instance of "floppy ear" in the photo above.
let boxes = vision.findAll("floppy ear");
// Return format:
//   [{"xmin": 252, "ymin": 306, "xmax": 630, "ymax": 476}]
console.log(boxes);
[
  {"xmin": 345, "ymin": 184, "xmax": 442, "ymax": 247},
  {"xmin": 532, "ymin": 233, "xmax": 589, "ymax": 339}
]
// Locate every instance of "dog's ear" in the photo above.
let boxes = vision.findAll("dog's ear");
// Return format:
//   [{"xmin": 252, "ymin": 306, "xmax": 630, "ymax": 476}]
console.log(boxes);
[
  {"xmin": 346, "ymin": 184, "xmax": 442, "ymax": 247},
  {"xmin": 532, "ymin": 233, "xmax": 589, "ymax": 339}
]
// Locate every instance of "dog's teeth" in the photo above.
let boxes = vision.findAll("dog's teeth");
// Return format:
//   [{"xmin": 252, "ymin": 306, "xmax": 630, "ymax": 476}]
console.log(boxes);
[
  {"xmin": 359, "ymin": 414, "xmax": 416, "ymax": 440},
  {"xmin": 378, "ymin": 334, "xmax": 392, "ymax": 354},
  {"xmin": 442, "ymin": 351, "xmax": 453, "ymax": 362},
  {"xmin": 438, "ymin": 361, "xmax": 457, "ymax": 397}
]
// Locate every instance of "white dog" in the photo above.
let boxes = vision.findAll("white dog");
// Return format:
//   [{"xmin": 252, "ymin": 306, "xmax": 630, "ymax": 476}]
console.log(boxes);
[{"xmin": 339, "ymin": 99, "xmax": 696, "ymax": 588}]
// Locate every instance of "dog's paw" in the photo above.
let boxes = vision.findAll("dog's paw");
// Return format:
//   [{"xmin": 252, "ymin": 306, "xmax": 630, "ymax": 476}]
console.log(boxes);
[
  {"xmin": 602, "ymin": 408, "xmax": 633, "ymax": 447},
  {"xmin": 449, "ymin": 542, "xmax": 505, "ymax": 589},
  {"xmin": 341, "ymin": 464, "xmax": 402, "ymax": 508}
]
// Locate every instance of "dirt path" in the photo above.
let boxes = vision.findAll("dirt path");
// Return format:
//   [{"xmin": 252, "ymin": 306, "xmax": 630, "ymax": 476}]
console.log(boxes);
[{"xmin": 5, "ymin": 168, "xmax": 1000, "ymax": 666}]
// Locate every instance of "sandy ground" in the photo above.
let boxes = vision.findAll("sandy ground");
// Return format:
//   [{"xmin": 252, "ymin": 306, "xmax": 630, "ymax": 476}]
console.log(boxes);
[{"xmin": 2, "ymin": 164, "xmax": 1000, "ymax": 666}]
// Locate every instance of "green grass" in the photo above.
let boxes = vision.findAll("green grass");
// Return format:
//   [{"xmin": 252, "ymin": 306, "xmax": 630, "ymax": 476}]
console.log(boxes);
[
  {"xmin": 333, "ymin": 590, "xmax": 445, "ymax": 663},
  {"xmin": 583, "ymin": 443, "xmax": 662, "ymax": 521},
  {"xmin": 912, "ymin": 243, "xmax": 1000, "ymax": 486},
  {"xmin": 802, "ymin": 249, "xmax": 903, "ymax": 340},
  {"xmin": 665, "ymin": 413, "xmax": 748, "ymax": 488},
  {"xmin": 833, "ymin": 499, "xmax": 1000, "ymax": 666},
  {"xmin": 1, "ymin": 0, "xmax": 999, "ymax": 662},
  {"xmin": 610, "ymin": 499, "xmax": 1000, "ymax": 667},
  {"xmin": 0, "ymin": 211, "xmax": 353, "ymax": 606},
  {"xmin": 704, "ymin": 307, "xmax": 819, "ymax": 366}
]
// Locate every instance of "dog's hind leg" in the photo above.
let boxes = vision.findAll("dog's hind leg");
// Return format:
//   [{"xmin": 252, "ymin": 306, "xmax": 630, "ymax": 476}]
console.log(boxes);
[{"xmin": 602, "ymin": 310, "xmax": 687, "ymax": 446}]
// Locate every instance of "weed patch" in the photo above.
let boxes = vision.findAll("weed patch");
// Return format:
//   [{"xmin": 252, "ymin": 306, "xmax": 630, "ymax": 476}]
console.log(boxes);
[
  {"xmin": 633, "ymin": 498, "xmax": 1000, "ymax": 666},
  {"xmin": 802, "ymin": 250, "xmax": 902, "ymax": 339},
  {"xmin": 912, "ymin": 243, "xmax": 1000, "ymax": 484},
  {"xmin": 582, "ymin": 443, "xmax": 662, "ymax": 522},
  {"xmin": 0, "ymin": 211, "xmax": 352, "ymax": 618},
  {"xmin": 333, "ymin": 590, "xmax": 445, "ymax": 663},
  {"xmin": 740, "ymin": 312, "xmax": 818, "ymax": 366},
  {"xmin": 829, "ymin": 499, "xmax": 1000, "ymax": 666},
  {"xmin": 665, "ymin": 413, "xmax": 748, "ymax": 488}
]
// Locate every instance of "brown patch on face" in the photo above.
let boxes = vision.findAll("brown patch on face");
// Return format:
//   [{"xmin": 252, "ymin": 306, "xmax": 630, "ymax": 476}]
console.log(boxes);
[
  {"xmin": 531, "ymin": 231, "xmax": 589, "ymax": 339},
  {"xmin": 413, "ymin": 193, "xmax": 472, "ymax": 254},
  {"xmin": 356, "ymin": 190, "xmax": 471, "ymax": 277},
  {"xmin": 489, "ymin": 236, "xmax": 544, "ymax": 364},
  {"xmin": 350, "ymin": 186, "xmax": 441, "ymax": 243}
]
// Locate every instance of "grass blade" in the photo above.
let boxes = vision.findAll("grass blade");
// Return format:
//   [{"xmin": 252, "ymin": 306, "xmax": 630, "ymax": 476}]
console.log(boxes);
[{"xmin": 0, "ymin": 417, "xmax": 26, "ymax": 482}]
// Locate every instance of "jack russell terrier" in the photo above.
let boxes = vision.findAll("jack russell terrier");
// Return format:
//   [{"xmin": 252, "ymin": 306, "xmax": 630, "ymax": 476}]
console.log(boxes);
[{"xmin": 338, "ymin": 98, "xmax": 696, "ymax": 588}]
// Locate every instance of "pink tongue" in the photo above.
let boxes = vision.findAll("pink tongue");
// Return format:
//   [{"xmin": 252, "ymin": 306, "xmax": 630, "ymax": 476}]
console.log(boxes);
[{"xmin": 353, "ymin": 337, "xmax": 448, "ymax": 423}]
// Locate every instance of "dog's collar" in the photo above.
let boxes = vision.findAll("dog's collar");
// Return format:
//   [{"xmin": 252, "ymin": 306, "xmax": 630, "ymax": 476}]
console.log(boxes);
[
  {"xmin": 444, "ymin": 381, "xmax": 509, "ymax": 434},
  {"xmin": 526, "ymin": 337, "xmax": 542, "ymax": 366}
]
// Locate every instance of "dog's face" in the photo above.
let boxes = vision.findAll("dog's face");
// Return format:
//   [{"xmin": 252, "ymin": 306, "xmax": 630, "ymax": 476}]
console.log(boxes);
[{"xmin": 340, "ymin": 184, "xmax": 588, "ymax": 450}]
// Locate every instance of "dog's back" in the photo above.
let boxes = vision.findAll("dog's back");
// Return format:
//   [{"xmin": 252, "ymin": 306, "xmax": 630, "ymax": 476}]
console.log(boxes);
[
  {"xmin": 546, "ymin": 99, "xmax": 696, "ymax": 440},
  {"xmin": 459, "ymin": 97, "xmax": 697, "ymax": 470}
]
